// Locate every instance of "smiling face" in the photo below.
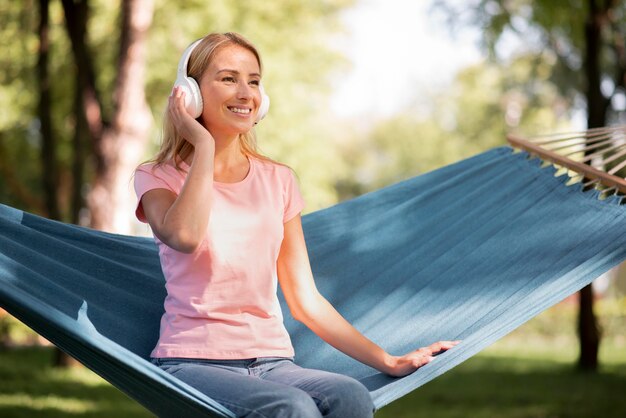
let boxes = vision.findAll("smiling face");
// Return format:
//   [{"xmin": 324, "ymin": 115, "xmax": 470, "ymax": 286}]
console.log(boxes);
[{"xmin": 198, "ymin": 45, "xmax": 262, "ymax": 140}]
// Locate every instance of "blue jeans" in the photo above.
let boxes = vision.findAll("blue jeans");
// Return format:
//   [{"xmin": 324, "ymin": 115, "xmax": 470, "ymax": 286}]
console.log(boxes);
[{"xmin": 152, "ymin": 357, "xmax": 375, "ymax": 418}]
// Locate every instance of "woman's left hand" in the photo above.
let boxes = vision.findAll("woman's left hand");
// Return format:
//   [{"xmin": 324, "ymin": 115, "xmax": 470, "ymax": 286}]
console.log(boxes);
[{"xmin": 384, "ymin": 340, "xmax": 460, "ymax": 377}]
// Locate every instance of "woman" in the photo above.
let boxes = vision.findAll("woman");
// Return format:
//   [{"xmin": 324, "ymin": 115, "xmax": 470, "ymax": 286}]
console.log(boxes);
[{"xmin": 134, "ymin": 32, "xmax": 458, "ymax": 418}]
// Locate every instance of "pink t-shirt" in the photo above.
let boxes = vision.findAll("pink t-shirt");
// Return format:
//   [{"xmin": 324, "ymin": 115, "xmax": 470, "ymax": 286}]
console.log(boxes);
[{"xmin": 134, "ymin": 156, "xmax": 305, "ymax": 359}]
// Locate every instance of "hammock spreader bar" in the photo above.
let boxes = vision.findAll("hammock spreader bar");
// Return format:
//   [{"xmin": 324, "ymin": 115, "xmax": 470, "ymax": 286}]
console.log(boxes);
[
  {"xmin": 1, "ymin": 146, "xmax": 625, "ymax": 417},
  {"xmin": 507, "ymin": 126, "xmax": 626, "ymax": 195}
]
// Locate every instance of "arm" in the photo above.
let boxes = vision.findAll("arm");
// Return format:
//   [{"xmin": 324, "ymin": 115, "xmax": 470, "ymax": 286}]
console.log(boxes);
[
  {"xmin": 141, "ymin": 87, "xmax": 215, "ymax": 253},
  {"xmin": 277, "ymin": 214, "xmax": 459, "ymax": 377}
]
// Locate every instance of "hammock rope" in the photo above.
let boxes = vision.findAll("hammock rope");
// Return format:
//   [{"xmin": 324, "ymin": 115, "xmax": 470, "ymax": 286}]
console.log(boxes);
[{"xmin": 507, "ymin": 125, "xmax": 626, "ymax": 196}]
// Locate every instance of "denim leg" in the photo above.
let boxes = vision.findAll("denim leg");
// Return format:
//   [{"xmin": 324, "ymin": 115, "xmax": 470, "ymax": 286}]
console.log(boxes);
[
  {"xmin": 259, "ymin": 360, "xmax": 375, "ymax": 418},
  {"xmin": 154, "ymin": 358, "xmax": 322, "ymax": 418}
]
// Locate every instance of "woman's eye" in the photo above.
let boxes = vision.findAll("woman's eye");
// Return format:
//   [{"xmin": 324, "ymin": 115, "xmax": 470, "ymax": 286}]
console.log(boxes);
[
  {"xmin": 249, "ymin": 80, "xmax": 260, "ymax": 86},
  {"xmin": 222, "ymin": 76, "xmax": 236, "ymax": 83}
]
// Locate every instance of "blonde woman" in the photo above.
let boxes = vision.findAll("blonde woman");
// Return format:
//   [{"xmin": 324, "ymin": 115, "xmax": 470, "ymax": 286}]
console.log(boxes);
[{"xmin": 134, "ymin": 32, "xmax": 458, "ymax": 417}]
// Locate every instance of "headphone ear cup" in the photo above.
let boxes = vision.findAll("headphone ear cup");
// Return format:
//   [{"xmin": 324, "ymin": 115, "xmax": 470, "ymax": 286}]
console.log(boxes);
[
  {"xmin": 174, "ymin": 39, "xmax": 203, "ymax": 119},
  {"xmin": 255, "ymin": 84, "xmax": 270, "ymax": 124},
  {"xmin": 173, "ymin": 76, "xmax": 203, "ymax": 119}
]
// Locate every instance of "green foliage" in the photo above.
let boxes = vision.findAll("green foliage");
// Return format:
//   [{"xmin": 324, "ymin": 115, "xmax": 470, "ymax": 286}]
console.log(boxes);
[
  {"xmin": 0, "ymin": 1, "xmax": 41, "ymax": 210},
  {"xmin": 0, "ymin": 0, "xmax": 39, "ymax": 125},
  {"xmin": 2, "ymin": 0, "xmax": 624, "ymax": 215},
  {"xmin": 335, "ymin": 54, "xmax": 573, "ymax": 197},
  {"xmin": 0, "ymin": 0, "xmax": 355, "ymax": 216},
  {"xmin": 432, "ymin": 0, "xmax": 626, "ymax": 119},
  {"xmin": 0, "ymin": 0, "xmax": 87, "ymax": 217}
]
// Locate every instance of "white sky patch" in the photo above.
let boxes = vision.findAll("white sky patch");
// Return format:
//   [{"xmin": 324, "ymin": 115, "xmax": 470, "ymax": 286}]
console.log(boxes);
[{"xmin": 329, "ymin": 0, "xmax": 482, "ymax": 119}]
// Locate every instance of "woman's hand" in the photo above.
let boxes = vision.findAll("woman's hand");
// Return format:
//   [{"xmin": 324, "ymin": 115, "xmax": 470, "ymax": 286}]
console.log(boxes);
[
  {"xmin": 168, "ymin": 86, "xmax": 214, "ymax": 148},
  {"xmin": 139, "ymin": 87, "xmax": 217, "ymax": 253},
  {"xmin": 384, "ymin": 340, "xmax": 460, "ymax": 377}
]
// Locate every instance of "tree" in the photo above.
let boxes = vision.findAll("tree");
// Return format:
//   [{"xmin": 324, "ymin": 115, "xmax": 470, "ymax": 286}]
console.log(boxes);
[
  {"xmin": 434, "ymin": 0, "xmax": 626, "ymax": 370},
  {"xmin": 62, "ymin": 0, "xmax": 154, "ymax": 233},
  {"xmin": 38, "ymin": 0, "xmax": 60, "ymax": 221},
  {"xmin": 39, "ymin": 0, "xmax": 153, "ymax": 366},
  {"xmin": 1, "ymin": 0, "xmax": 355, "ymax": 374},
  {"xmin": 0, "ymin": 0, "xmax": 43, "ymax": 212},
  {"xmin": 2, "ymin": 0, "xmax": 355, "ymax": 221}
]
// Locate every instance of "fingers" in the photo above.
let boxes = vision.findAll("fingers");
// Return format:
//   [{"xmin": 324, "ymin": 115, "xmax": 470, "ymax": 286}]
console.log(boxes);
[
  {"xmin": 388, "ymin": 340, "xmax": 461, "ymax": 377},
  {"xmin": 415, "ymin": 347, "xmax": 432, "ymax": 356},
  {"xmin": 389, "ymin": 344, "xmax": 453, "ymax": 377},
  {"xmin": 388, "ymin": 352, "xmax": 431, "ymax": 376},
  {"xmin": 411, "ymin": 354, "xmax": 434, "ymax": 368},
  {"xmin": 167, "ymin": 87, "xmax": 214, "ymax": 148},
  {"xmin": 169, "ymin": 86, "xmax": 187, "ymax": 118},
  {"xmin": 428, "ymin": 340, "xmax": 461, "ymax": 353},
  {"xmin": 408, "ymin": 340, "xmax": 461, "ymax": 360}
]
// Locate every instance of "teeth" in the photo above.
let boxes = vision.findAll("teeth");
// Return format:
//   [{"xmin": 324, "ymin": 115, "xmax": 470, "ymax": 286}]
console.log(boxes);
[{"xmin": 228, "ymin": 107, "xmax": 251, "ymax": 114}]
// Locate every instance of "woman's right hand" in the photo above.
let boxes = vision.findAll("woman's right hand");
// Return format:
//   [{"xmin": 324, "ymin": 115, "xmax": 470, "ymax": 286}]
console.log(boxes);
[
  {"xmin": 141, "ymin": 87, "xmax": 216, "ymax": 253},
  {"xmin": 168, "ymin": 86, "xmax": 215, "ymax": 148},
  {"xmin": 383, "ymin": 340, "xmax": 460, "ymax": 377}
]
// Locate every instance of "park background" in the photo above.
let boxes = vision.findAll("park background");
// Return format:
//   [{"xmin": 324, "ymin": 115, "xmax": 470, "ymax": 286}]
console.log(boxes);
[{"xmin": 1, "ymin": 0, "xmax": 625, "ymax": 416}]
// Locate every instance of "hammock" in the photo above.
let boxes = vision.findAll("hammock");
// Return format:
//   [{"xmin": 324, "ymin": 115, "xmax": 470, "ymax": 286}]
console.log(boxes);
[{"xmin": 1, "ymin": 146, "xmax": 626, "ymax": 417}]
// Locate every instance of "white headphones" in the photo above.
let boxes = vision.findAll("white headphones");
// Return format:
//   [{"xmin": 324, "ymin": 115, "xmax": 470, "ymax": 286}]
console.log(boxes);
[{"xmin": 174, "ymin": 39, "xmax": 270, "ymax": 124}]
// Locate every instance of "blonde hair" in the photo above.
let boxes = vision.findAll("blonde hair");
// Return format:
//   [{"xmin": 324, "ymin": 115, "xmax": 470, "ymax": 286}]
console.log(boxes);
[{"xmin": 148, "ymin": 32, "xmax": 278, "ymax": 170}]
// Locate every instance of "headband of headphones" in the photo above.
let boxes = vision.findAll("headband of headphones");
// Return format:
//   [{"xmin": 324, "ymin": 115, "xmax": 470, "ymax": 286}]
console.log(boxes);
[{"xmin": 173, "ymin": 38, "xmax": 270, "ymax": 123}]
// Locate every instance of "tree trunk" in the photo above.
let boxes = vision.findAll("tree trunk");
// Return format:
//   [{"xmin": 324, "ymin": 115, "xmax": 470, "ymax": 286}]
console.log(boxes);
[
  {"xmin": 578, "ymin": 285, "xmax": 599, "ymax": 370},
  {"xmin": 578, "ymin": 0, "xmax": 609, "ymax": 372},
  {"xmin": 54, "ymin": 0, "xmax": 154, "ymax": 368},
  {"xmin": 39, "ymin": 0, "xmax": 80, "ymax": 369},
  {"xmin": 85, "ymin": 0, "xmax": 154, "ymax": 233},
  {"xmin": 71, "ymin": 79, "xmax": 87, "ymax": 225},
  {"xmin": 62, "ymin": 0, "xmax": 102, "ymax": 228},
  {"xmin": 37, "ymin": 0, "xmax": 59, "ymax": 220}
]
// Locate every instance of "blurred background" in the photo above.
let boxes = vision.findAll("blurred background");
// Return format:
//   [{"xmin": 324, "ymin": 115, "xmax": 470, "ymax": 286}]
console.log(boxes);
[{"xmin": 1, "ymin": 0, "xmax": 625, "ymax": 416}]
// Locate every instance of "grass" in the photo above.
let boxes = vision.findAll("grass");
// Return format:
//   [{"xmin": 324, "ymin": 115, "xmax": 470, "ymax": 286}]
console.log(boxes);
[
  {"xmin": 0, "ymin": 346, "xmax": 150, "ymax": 418},
  {"xmin": 377, "ymin": 296, "xmax": 626, "ymax": 418},
  {"xmin": 376, "ymin": 343, "xmax": 626, "ymax": 418},
  {"xmin": 1, "ymin": 297, "xmax": 625, "ymax": 418}
]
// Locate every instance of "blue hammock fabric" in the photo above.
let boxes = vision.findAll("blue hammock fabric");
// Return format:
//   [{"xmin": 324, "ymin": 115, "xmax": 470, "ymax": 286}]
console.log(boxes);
[{"xmin": 1, "ymin": 146, "xmax": 626, "ymax": 417}]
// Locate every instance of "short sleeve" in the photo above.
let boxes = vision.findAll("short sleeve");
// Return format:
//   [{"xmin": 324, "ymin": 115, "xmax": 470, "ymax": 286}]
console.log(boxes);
[
  {"xmin": 133, "ymin": 164, "xmax": 177, "ymax": 223},
  {"xmin": 283, "ymin": 169, "xmax": 306, "ymax": 223}
]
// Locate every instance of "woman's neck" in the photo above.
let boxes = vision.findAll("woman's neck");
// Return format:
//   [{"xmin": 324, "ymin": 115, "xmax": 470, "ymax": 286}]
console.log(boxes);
[
  {"xmin": 184, "ymin": 134, "xmax": 247, "ymax": 169},
  {"xmin": 217, "ymin": 131, "xmax": 242, "ymax": 156}
]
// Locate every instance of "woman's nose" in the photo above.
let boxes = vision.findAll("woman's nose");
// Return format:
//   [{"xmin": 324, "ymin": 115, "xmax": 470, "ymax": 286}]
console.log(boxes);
[{"xmin": 237, "ymin": 82, "xmax": 253, "ymax": 100}]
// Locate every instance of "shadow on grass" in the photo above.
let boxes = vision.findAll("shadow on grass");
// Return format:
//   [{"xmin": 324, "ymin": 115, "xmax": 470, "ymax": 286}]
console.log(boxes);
[
  {"xmin": 377, "ymin": 354, "xmax": 626, "ymax": 418},
  {"xmin": 0, "ymin": 346, "xmax": 152, "ymax": 418}
]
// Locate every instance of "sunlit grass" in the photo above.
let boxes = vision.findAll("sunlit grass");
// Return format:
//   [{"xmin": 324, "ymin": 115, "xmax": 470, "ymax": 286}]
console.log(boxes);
[{"xmin": 0, "ymin": 394, "xmax": 95, "ymax": 414}]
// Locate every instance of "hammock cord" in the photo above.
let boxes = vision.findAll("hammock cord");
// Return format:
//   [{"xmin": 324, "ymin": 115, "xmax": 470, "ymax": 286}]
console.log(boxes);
[{"xmin": 507, "ymin": 125, "xmax": 626, "ymax": 197}]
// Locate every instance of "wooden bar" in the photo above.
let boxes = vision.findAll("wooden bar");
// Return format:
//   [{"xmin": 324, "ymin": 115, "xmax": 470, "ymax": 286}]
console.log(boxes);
[{"xmin": 506, "ymin": 133, "xmax": 626, "ymax": 195}]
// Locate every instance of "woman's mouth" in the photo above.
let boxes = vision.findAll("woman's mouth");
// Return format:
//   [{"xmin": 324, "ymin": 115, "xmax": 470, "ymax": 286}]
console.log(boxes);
[{"xmin": 227, "ymin": 106, "xmax": 251, "ymax": 115}]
